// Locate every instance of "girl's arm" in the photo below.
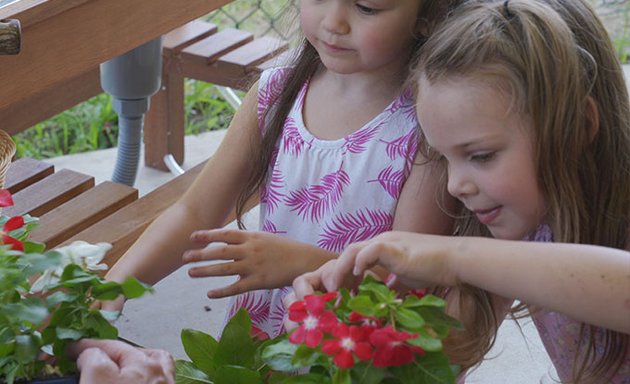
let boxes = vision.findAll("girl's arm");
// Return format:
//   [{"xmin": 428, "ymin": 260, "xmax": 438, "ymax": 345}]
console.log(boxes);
[
  {"xmin": 392, "ymin": 157, "xmax": 454, "ymax": 234},
  {"xmin": 334, "ymin": 233, "xmax": 630, "ymax": 334},
  {"xmin": 104, "ymin": 82, "xmax": 262, "ymax": 287}
]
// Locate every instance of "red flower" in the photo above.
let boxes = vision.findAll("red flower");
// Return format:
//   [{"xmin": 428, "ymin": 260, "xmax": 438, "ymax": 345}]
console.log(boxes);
[
  {"xmin": 251, "ymin": 325, "xmax": 270, "ymax": 341},
  {"xmin": 322, "ymin": 323, "xmax": 373, "ymax": 369},
  {"xmin": 0, "ymin": 189, "xmax": 14, "ymax": 208},
  {"xmin": 1, "ymin": 216, "xmax": 24, "ymax": 251},
  {"xmin": 348, "ymin": 311, "xmax": 382, "ymax": 328},
  {"xmin": 288, "ymin": 292, "xmax": 338, "ymax": 348},
  {"xmin": 408, "ymin": 288, "xmax": 427, "ymax": 299},
  {"xmin": 369, "ymin": 326, "xmax": 425, "ymax": 368}
]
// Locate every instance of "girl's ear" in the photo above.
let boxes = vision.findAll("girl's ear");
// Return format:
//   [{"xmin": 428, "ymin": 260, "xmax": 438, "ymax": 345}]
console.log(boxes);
[{"xmin": 585, "ymin": 96, "xmax": 600, "ymax": 142}]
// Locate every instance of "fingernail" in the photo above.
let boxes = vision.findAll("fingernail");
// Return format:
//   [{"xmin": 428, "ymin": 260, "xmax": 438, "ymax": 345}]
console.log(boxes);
[{"xmin": 353, "ymin": 267, "xmax": 360, "ymax": 276}]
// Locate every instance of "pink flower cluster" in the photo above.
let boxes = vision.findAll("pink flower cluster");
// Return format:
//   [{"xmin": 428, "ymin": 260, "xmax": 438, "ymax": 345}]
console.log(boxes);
[{"xmin": 287, "ymin": 292, "xmax": 425, "ymax": 369}]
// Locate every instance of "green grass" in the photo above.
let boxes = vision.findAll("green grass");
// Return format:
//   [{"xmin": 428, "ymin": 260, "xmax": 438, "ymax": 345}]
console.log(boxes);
[{"xmin": 13, "ymin": 80, "xmax": 234, "ymax": 160}]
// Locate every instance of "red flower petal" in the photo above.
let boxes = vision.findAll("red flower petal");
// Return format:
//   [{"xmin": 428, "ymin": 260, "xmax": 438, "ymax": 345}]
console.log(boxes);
[
  {"xmin": 289, "ymin": 326, "xmax": 306, "ymax": 345},
  {"xmin": 0, "ymin": 189, "xmax": 14, "ymax": 208},
  {"xmin": 304, "ymin": 328, "xmax": 323, "ymax": 348},
  {"xmin": 322, "ymin": 340, "xmax": 342, "ymax": 356},
  {"xmin": 334, "ymin": 350, "xmax": 355, "ymax": 369},
  {"xmin": 3, "ymin": 235, "xmax": 24, "ymax": 251},
  {"xmin": 354, "ymin": 342, "xmax": 373, "ymax": 361},
  {"xmin": 3, "ymin": 216, "xmax": 24, "ymax": 232},
  {"xmin": 251, "ymin": 325, "xmax": 270, "ymax": 341}
]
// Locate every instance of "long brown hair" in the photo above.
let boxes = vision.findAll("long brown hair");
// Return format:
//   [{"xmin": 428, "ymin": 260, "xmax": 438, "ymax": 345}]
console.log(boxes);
[
  {"xmin": 414, "ymin": 0, "xmax": 630, "ymax": 382},
  {"xmin": 234, "ymin": 0, "xmax": 463, "ymax": 228}
]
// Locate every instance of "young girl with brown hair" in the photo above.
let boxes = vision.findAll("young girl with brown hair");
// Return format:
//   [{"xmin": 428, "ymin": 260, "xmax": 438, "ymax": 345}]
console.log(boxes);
[
  {"xmin": 102, "ymin": 0, "xmax": 460, "ymax": 338},
  {"xmin": 294, "ymin": 0, "xmax": 630, "ymax": 382}
]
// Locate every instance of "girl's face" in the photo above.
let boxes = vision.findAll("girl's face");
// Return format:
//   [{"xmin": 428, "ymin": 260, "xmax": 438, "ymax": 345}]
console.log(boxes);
[
  {"xmin": 416, "ymin": 76, "xmax": 547, "ymax": 240},
  {"xmin": 300, "ymin": 0, "xmax": 422, "ymax": 76}
]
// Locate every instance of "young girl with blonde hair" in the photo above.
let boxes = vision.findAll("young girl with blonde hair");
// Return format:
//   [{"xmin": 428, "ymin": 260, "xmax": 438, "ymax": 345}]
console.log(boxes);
[
  {"xmin": 103, "ymin": 0, "xmax": 460, "ymax": 338},
  {"xmin": 294, "ymin": 0, "xmax": 630, "ymax": 382}
]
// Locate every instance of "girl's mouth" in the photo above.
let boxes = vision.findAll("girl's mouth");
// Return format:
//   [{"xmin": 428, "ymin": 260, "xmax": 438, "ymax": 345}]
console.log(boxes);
[{"xmin": 474, "ymin": 206, "xmax": 501, "ymax": 225}]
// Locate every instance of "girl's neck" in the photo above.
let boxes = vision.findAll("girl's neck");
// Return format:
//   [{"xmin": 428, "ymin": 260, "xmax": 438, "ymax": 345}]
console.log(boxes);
[{"xmin": 303, "ymin": 66, "xmax": 408, "ymax": 140}]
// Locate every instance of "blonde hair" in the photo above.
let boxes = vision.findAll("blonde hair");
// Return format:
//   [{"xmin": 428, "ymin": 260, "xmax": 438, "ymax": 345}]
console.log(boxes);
[{"xmin": 414, "ymin": 0, "xmax": 630, "ymax": 382}]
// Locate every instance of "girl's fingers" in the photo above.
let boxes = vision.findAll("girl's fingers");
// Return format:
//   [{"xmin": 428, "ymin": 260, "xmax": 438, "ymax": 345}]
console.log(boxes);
[
  {"xmin": 188, "ymin": 260, "xmax": 245, "ymax": 278},
  {"xmin": 207, "ymin": 279, "xmax": 253, "ymax": 298},
  {"xmin": 190, "ymin": 228, "xmax": 246, "ymax": 244},
  {"xmin": 183, "ymin": 244, "xmax": 242, "ymax": 263},
  {"xmin": 353, "ymin": 242, "xmax": 389, "ymax": 276},
  {"xmin": 292, "ymin": 272, "xmax": 318, "ymax": 299}
]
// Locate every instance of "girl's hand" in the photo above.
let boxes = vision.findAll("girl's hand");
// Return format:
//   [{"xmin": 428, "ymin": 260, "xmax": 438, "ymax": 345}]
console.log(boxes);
[
  {"xmin": 330, "ymin": 231, "xmax": 460, "ymax": 291},
  {"xmin": 292, "ymin": 259, "xmax": 363, "ymax": 299},
  {"xmin": 183, "ymin": 229, "xmax": 335, "ymax": 298}
]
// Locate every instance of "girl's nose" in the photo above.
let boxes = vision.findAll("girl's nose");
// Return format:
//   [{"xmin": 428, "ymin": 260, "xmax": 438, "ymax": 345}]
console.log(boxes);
[
  {"xmin": 322, "ymin": 6, "xmax": 350, "ymax": 35},
  {"xmin": 447, "ymin": 166, "xmax": 477, "ymax": 198}
]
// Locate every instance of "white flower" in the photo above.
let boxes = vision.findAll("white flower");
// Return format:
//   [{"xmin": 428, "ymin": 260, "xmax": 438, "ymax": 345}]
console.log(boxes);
[{"xmin": 30, "ymin": 241, "xmax": 112, "ymax": 293}]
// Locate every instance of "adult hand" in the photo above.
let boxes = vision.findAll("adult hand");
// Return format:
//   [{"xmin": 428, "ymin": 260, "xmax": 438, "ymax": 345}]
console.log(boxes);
[
  {"xmin": 329, "ymin": 231, "xmax": 459, "ymax": 291},
  {"xmin": 67, "ymin": 339, "xmax": 175, "ymax": 384},
  {"xmin": 183, "ymin": 229, "xmax": 335, "ymax": 298}
]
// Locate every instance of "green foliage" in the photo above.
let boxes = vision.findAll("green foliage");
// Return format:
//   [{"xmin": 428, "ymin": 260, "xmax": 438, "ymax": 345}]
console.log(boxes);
[
  {"xmin": 177, "ymin": 277, "xmax": 461, "ymax": 384},
  {"xmin": 0, "ymin": 215, "xmax": 152, "ymax": 383},
  {"xmin": 13, "ymin": 81, "xmax": 233, "ymax": 160}
]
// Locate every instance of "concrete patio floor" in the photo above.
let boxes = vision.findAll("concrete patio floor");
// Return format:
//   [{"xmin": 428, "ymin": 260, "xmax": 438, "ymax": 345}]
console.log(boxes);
[{"xmin": 43, "ymin": 64, "xmax": 630, "ymax": 383}]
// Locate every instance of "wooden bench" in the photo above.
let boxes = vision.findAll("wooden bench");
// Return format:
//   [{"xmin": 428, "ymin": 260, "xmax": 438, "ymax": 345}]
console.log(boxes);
[
  {"xmin": 4, "ymin": 157, "xmax": 255, "ymax": 269},
  {"xmin": 144, "ymin": 20, "xmax": 291, "ymax": 171},
  {"xmin": 3, "ymin": 157, "xmax": 199, "ymax": 269}
]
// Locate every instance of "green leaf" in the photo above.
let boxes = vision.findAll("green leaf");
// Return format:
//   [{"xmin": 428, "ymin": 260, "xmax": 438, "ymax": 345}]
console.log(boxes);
[
  {"xmin": 396, "ymin": 307, "xmax": 425, "ymax": 331},
  {"xmin": 416, "ymin": 295, "xmax": 447, "ymax": 308},
  {"xmin": 261, "ymin": 339, "xmax": 300, "ymax": 372},
  {"xmin": 1, "ymin": 299, "xmax": 48, "ymax": 325},
  {"xmin": 175, "ymin": 360, "xmax": 213, "ymax": 384},
  {"xmin": 215, "ymin": 310, "xmax": 255, "ymax": 368},
  {"xmin": 407, "ymin": 336, "xmax": 443, "ymax": 352},
  {"xmin": 181, "ymin": 328, "xmax": 219, "ymax": 377},
  {"xmin": 15, "ymin": 334, "xmax": 40, "ymax": 364},
  {"xmin": 93, "ymin": 281, "xmax": 124, "ymax": 300},
  {"xmin": 46, "ymin": 291, "xmax": 79, "ymax": 306},
  {"xmin": 55, "ymin": 327, "xmax": 84, "ymax": 340},
  {"xmin": 347, "ymin": 295, "xmax": 375, "ymax": 316},
  {"xmin": 350, "ymin": 361, "xmax": 386, "ymax": 384},
  {"xmin": 121, "ymin": 277, "xmax": 151, "ymax": 299},
  {"xmin": 279, "ymin": 373, "xmax": 331, "ymax": 384},
  {"xmin": 332, "ymin": 367, "xmax": 351, "ymax": 384},
  {"xmin": 359, "ymin": 278, "xmax": 396, "ymax": 304},
  {"xmin": 416, "ymin": 307, "xmax": 463, "ymax": 334},
  {"xmin": 214, "ymin": 365, "xmax": 260, "ymax": 384},
  {"xmin": 23, "ymin": 241, "xmax": 46, "ymax": 254}
]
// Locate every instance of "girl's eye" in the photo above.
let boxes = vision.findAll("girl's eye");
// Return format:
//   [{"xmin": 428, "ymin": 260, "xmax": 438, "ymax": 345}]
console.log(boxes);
[
  {"xmin": 470, "ymin": 152, "xmax": 496, "ymax": 163},
  {"xmin": 356, "ymin": 4, "xmax": 378, "ymax": 15}
]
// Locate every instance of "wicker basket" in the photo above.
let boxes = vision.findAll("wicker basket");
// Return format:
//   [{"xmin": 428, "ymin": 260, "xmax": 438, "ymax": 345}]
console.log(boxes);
[{"xmin": 0, "ymin": 130, "xmax": 16, "ymax": 189}]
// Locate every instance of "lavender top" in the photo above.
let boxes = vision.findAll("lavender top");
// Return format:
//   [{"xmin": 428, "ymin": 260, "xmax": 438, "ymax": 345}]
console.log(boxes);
[
  {"xmin": 224, "ymin": 67, "xmax": 420, "ymax": 338},
  {"xmin": 528, "ymin": 225, "xmax": 630, "ymax": 383}
]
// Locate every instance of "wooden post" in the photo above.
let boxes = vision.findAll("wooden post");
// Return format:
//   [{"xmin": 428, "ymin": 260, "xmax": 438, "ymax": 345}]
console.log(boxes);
[{"xmin": 0, "ymin": 19, "xmax": 20, "ymax": 55}]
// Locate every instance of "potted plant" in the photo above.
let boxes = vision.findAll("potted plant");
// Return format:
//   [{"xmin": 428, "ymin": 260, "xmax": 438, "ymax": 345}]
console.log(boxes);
[
  {"xmin": 0, "ymin": 189, "xmax": 151, "ymax": 384},
  {"xmin": 176, "ymin": 275, "xmax": 462, "ymax": 384}
]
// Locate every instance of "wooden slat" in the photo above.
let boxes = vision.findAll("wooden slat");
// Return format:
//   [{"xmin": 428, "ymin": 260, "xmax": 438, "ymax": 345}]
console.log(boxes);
[
  {"xmin": 63, "ymin": 161, "xmax": 207, "ymax": 268},
  {"xmin": 163, "ymin": 20, "xmax": 218, "ymax": 53},
  {"xmin": 30, "ymin": 181, "xmax": 138, "ymax": 249},
  {"xmin": 3, "ymin": 169, "xmax": 94, "ymax": 217},
  {"xmin": 220, "ymin": 36, "xmax": 289, "ymax": 73},
  {"xmin": 4, "ymin": 158, "xmax": 55, "ymax": 194},
  {"xmin": 182, "ymin": 28, "xmax": 253, "ymax": 67},
  {"xmin": 0, "ymin": 67, "xmax": 102, "ymax": 136}
]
